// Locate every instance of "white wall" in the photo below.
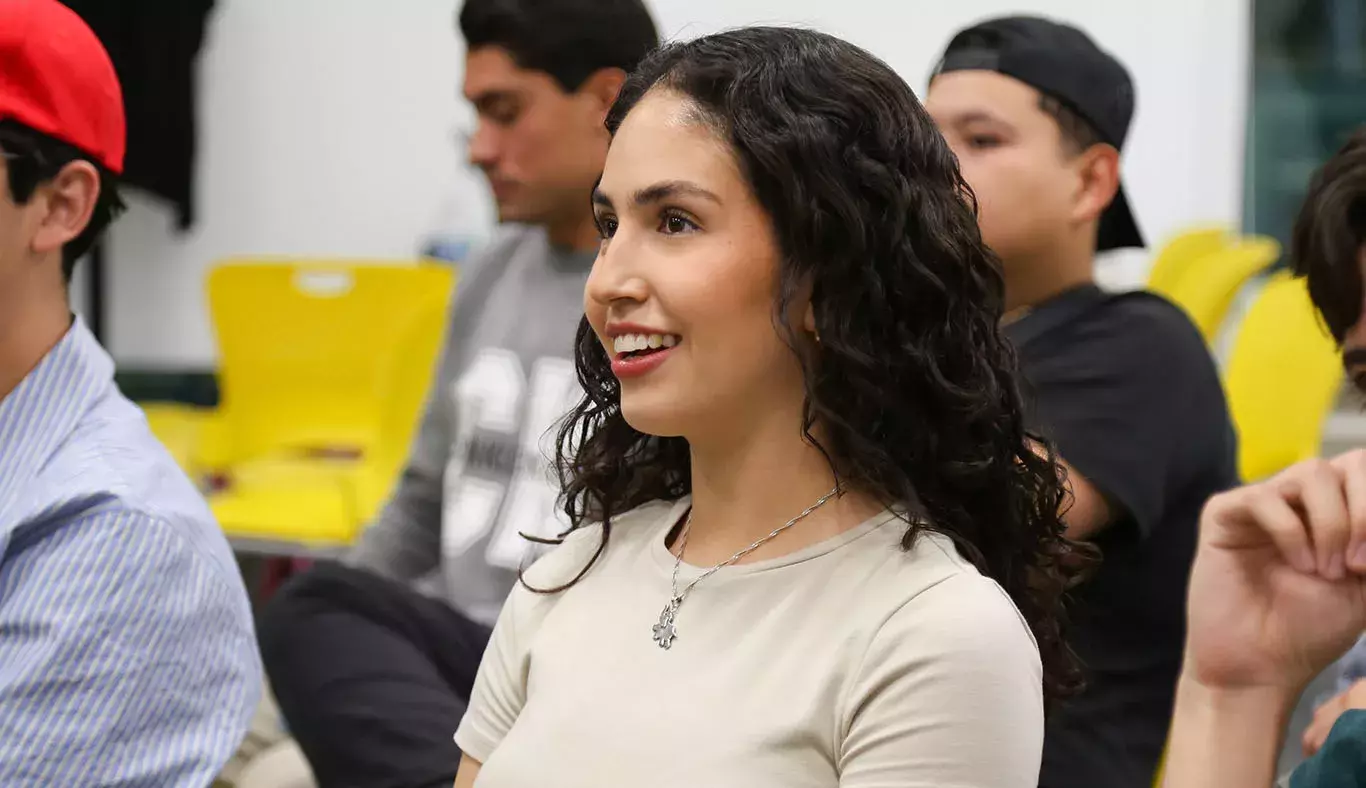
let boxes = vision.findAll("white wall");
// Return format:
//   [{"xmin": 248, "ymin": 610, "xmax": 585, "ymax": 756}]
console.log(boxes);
[{"xmin": 105, "ymin": 0, "xmax": 1250, "ymax": 368}]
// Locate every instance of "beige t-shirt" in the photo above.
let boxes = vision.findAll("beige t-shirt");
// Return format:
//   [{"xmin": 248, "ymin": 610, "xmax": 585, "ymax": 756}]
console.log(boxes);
[{"xmin": 455, "ymin": 497, "xmax": 1044, "ymax": 788}]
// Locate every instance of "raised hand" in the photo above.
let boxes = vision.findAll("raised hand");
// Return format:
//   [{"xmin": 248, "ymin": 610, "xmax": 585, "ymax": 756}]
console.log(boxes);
[
  {"xmin": 1183, "ymin": 451, "xmax": 1366, "ymax": 695},
  {"xmin": 1164, "ymin": 450, "xmax": 1366, "ymax": 788}
]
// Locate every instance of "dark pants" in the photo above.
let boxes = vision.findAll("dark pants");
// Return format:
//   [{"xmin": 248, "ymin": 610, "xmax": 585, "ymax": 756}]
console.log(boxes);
[{"xmin": 258, "ymin": 563, "xmax": 493, "ymax": 788}]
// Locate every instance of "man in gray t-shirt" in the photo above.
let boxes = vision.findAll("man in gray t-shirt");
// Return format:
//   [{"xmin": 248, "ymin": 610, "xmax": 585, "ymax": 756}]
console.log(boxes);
[{"xmin": 256, "ymin": 2, "xmax": 657, "ymax": 786}]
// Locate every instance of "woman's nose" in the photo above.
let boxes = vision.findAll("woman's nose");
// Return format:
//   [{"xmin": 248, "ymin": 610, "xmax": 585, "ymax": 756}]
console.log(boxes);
[{"xmin": 585, "ymin": 232, "xmax": 649, "ymax": 308}]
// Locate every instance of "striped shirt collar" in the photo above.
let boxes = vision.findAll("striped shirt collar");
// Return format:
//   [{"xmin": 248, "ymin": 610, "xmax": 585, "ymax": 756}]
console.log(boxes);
[{"xmin": 0, "ymin": 316, "xmax": 114, "ymax": 523}]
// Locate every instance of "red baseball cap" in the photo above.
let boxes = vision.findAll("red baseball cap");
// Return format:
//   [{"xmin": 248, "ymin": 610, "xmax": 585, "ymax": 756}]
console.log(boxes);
[{"xmin": 0, "ymin": 0, "xmax": 125, "ymax": 174}]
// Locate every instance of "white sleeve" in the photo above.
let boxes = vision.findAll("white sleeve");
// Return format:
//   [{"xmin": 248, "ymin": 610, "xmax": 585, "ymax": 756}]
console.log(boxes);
[
  {"xmin": 454, "ymin": 582, "xmax": 531, "ymax": 762},
  {"xmin": 837, "ymin": 572, "xmax": 1045, "ymax": 788},
  {"xmin": 452, "ymin": 524, "xmax": 605, "ymax": 762}
]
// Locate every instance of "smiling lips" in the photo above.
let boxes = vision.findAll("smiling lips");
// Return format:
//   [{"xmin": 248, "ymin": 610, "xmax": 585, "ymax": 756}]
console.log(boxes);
[{"xmin": 610, "ymin": 331, "xmax": 682, "ymax": 379}]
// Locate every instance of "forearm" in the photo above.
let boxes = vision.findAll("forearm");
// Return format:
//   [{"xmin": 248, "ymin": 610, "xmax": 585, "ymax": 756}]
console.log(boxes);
[
  {"xmin": 1058, "ymin": 457, "xmax": 1113, "ymax": 541},
  {"xmin": 1162, "ymin": 677, "xmax": 1294, "ymax": 788},
  {"xmin": 347, "ymin": 489, "xmax": 442, "ymax": 580}
]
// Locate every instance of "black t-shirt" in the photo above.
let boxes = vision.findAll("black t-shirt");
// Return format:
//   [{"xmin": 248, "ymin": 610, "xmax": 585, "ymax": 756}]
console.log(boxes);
[{"xmin": 1008, "ymin": 285, "xmax": 1239, "ymax": 788}]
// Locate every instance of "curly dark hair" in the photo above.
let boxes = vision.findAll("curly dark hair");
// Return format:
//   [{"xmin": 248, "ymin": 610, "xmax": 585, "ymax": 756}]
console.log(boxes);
[
  {"xmin": 1292, "ymin": 126, "xmax": 1366, "ymax": 343},
  {"xmin": 544, "ymin": 26, "xmax": 1091, "ymax": 704}
]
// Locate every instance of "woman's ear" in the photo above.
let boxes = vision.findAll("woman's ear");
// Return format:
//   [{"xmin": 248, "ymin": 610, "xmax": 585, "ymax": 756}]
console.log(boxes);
[{"xmin": 803, "ymin": 302, "xmax": 819, "ymax": 343}]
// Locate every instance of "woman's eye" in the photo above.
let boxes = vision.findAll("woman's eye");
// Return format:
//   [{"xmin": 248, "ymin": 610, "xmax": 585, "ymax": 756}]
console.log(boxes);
[
  {"xmin": 660, "ymin": 212, "xmax": 699, "ymax": 235},
  {"xmin": 596, "ymin": 216, "xmax": 618, "ymax": 239}
]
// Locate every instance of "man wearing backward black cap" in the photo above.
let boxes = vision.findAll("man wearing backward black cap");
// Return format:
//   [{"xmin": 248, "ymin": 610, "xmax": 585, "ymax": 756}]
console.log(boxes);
[{"xmin": 927, "ymin": 17, "xmax": 1239, "ymax": 788}]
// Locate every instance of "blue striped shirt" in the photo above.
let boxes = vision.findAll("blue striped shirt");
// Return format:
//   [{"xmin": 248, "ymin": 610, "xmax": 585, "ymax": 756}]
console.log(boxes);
[{"xmin": 0, "ymin": 317, "xmax": 260, "ymax": 786}]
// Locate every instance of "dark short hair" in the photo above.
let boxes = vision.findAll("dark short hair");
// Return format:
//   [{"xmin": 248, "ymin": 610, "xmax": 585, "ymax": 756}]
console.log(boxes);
[
  {"xmin": 1292, "ymin": 126, "xmax": 1366, "ymax": 343},
  {"xmin": 458, "ymin": 0, "xmax": 659, "ymax": 92},
  {"xmin": 942, "ymin": 31, "xmax": 1105, "ymax": 157},
  {"xmin": 0, "ymin": 120, "xmax": 124, "ymax": 283},
  {"xmin": 1037, "ymin": 94, "xmax": 1104, "ymax": 156}
]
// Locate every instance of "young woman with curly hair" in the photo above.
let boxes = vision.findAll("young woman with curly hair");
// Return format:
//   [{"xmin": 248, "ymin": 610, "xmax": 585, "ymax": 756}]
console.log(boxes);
[{"xmin": 453, "ymin": 25, "xmax": 1089, "ymax": 787}]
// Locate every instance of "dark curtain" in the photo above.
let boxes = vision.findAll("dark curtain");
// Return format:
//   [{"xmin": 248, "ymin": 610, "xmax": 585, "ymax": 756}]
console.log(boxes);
[{"xmin": 61, "ymin": 0, "xmax": 216, "ymax": 230}]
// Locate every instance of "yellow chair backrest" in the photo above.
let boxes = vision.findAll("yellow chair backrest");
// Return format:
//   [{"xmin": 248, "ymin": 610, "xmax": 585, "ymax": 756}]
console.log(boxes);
[
  {"xmin": 1146, "ymin": 226, "xmax": 1232, "ymax": 300},
  {"xmin": 205, "ymin": 259, "xmax": 456, "ymax": 468},
  {"xmin": 1226, "ymin": 271, "xmax": 1343, "ymax": 481},
  {"xmin": 1163, "ymin": 236, "xmax": 1281, "ymax": 342}
]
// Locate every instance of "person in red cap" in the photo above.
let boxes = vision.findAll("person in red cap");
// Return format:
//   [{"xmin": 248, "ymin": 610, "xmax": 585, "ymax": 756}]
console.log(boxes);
[{"xmin": 0, "ymin": 1, "xmax": 259, "ymax": 785}]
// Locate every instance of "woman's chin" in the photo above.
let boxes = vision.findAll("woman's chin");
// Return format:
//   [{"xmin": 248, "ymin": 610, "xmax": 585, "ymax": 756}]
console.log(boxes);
[{"xmin": 619, "ymin": 398, "xmax": 688, "ymax": 439}]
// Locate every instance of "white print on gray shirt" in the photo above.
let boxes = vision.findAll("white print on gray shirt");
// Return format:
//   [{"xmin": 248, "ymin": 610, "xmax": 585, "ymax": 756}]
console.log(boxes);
[{"xmin": 442, "ymin": 348, "xmax": 579, "ymax": 570}]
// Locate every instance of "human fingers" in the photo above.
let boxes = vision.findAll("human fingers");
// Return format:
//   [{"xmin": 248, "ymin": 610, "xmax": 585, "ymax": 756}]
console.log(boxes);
[
  {"xmin": 1203, "ymin": 482, "xmax": 1316, "ymax": 574},
  {"xmin": 1330, "ymin": 449, "xmax": 1366, "ymax": 573},
  {"xmin": 1304, "ymin": 691, "xmax": 1349, "ymax": 756},
  {"xmin": 1280, "ymin": 459, "xmax": 1352, "ymax": 580}
]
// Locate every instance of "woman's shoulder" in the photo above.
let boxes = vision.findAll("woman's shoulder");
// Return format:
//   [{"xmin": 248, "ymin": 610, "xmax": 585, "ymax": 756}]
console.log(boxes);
[
  {"xmin": 863, "ymin": 526, "xmax": 1040, "ymax": 659},
  {"xmin": 835, "ymin": 527, "xmax": 1045, "ymax": 783}
]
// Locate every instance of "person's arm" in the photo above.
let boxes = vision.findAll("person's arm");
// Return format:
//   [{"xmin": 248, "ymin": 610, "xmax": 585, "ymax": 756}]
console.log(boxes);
[
  {"xmin": 1164, "ymin": 451, "xmax": 1366, "ymax": 788},
  {"xmin": 1058, "ymin": 459, "xmax": 1113, "ymax": 540},
  {"xmin": 1023, "ymin": 442, "xmax": 1110, "ymax": 539},
  {"xmin": 454, "ymin": 755, "xmax": 482, "ymax": 788},
  {"xmin": 1027, "ymin": 301, "xmax": 1229, "ymax": 542},
  {"xmin": 0, "ymin": 510, "xmax": 260, "ymax": 787},
  {"xmin": 1163, "ymin": 680, "xmax": 1294, "ymax": 788},
  {"xmin": 838, "ymin": 573, "xmax": 1044, "ymax": 787}
]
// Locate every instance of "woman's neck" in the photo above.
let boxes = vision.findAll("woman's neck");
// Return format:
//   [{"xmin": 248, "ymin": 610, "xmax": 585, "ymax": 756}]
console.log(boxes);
[{"xmin": 680, "ymin": 411, "xmax": 884, "ymax": 567}]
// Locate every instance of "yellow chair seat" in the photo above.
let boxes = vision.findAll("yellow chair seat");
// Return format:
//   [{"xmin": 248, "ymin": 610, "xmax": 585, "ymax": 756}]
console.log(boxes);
[{"xmin": 210, "ymin": 454, "xmax": 361, "ymax": 546}]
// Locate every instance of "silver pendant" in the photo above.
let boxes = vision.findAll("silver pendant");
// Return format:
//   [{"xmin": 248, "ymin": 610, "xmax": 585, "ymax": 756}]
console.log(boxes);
[{"xmin": 652, "ymin": 596, "xmax": 681, "ymax": 649}]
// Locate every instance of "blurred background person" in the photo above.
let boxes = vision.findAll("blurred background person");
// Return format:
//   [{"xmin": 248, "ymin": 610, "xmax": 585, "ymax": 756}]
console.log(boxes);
[
  {"xmin": 926, "ymin": 17, "xmax": 1237, "ymax": 788},
  {"xmin": 253, "ymin": 1, "xmax": 659, "ymax": 787},
  {"xmin": 1162, "ymin": 125, "xmax": 1366, "ymax": 788},
  {"xmin": 1280, "ymin": 126, "xmax": 1366, "ymax": 773},
  {"xmin": 1162, "ymin": 450, "xmax": 1366, "ymax": 788}
]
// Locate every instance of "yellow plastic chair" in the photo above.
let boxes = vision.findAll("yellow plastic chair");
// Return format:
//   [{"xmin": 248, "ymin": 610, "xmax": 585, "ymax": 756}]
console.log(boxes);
[
  {"xmin": 1162, "ymin": 236, "xmax": 1281, "ymax": 342},
  {"xmin": 1226, "ymin": 271, "xmax": 1344, "ymax": 481},
  {"xmin": 1146, "ymin": 226, "xmax": 1232, "ymax": 300},
  {"xmin": 200, "ymin": 259, "xmax": 456, "ymax": 549},
  {"xmin": 141, "ymin": 402, "xmax": 212, "ymax": 475}
]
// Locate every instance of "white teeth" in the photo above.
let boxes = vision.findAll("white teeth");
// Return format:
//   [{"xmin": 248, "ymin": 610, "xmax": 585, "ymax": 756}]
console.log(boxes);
[{"xmin": 612, "ymin": 333, "xmax": 681, "ymax": 354}]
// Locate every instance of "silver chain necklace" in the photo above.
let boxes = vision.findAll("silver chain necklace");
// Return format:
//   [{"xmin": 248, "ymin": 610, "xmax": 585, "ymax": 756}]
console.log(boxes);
[{"xmin": 651, "ymin": 486, "xmax": 840, "ymax": 650}]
